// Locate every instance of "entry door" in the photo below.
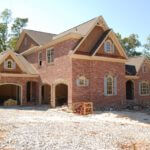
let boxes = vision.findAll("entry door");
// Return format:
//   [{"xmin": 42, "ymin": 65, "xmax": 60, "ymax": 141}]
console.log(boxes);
[{"xmin": 126, "ymin": 80, "xmax": 134, "ymax": 100}]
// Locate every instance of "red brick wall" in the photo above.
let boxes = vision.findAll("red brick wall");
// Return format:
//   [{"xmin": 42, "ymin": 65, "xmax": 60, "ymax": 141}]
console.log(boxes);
[
  {"xmin": 18, "ymin": 34, "xmax": 39, "ymax": 54},
  {"xmin": 72, "ymin": 58, "xmax": 126, "ymax": 109},
  {"xmin": 25, "ymin": 39, "xmax": 79, "ymax": 105},
  {"xmin": 0, "ymin": 76, "xmax": 40, "ymax": 105},
  {"xmin": 130, "ymin": 62, "xmax": 150, "ymax": 106}
]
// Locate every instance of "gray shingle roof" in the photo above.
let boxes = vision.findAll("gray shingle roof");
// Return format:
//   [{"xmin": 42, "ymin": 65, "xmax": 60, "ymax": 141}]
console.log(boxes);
[
  {"xmin": 126, "ymin": 56, "xmax": 145, "ymax": 73},
  {"xmin": 23, "ymin": 29, "xmax": 56, "ymax": 45}
]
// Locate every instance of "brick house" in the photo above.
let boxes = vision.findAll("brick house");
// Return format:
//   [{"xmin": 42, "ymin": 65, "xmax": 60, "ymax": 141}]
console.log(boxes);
[{"xmin": 0, "ymin": 16, "xmax": 150, "ymax": 109}]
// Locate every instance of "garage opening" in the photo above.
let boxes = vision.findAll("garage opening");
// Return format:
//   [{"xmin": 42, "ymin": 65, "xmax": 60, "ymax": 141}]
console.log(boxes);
[
  {"xmin": 55, "ymin": 84, "xmax": 68, "ymax": 106},
  {"xmin": 26, "ymin": 81, "xmax": 38, "ymax": 104},
  {"xmin": 0, "ymin": 84, "xmax": 21, "ymax": 105},
  {"xmin": 126, "ymin": 80, "xmax": 134, "ymax": 100},
  {"xmin": 41, "ymin": 84, "xmax": 51, "ymax": 104}
]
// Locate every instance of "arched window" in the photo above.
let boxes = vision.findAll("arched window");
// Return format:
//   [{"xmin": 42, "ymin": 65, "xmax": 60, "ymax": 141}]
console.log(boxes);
[
  {"xmin": 76, "ymin": 76, "xmax": 89, "ymax": 87},
  {"xmin": 104, "ymin": 40, "xmax": 114, "ymax": 53},
  {"xmin": 104, "ymin": 75, "xmax": 117, "ymax": 96},
  {"xmin": 4, "ymin": 59, "xmax": 16, "ymax": 69},
  {"xmin": 139, "ymin": 81, "xmax": 150, "ymax": 96}
]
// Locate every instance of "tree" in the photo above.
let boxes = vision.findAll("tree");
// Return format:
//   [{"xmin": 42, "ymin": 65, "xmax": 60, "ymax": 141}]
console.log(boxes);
[
  {"xmin": 116, "ymin": 33, "xmax": 142, "ymax": 57},
  {"xmin": 0, "ymin": 9, "xmax": 28, "ymax": 52},
  {"xmin": 143, "ymin": 35, "xmax": 150, "ymax": 59},
  {"xmin": 9, "ymin": 18, "xmax": 28, "ymax": 49}
]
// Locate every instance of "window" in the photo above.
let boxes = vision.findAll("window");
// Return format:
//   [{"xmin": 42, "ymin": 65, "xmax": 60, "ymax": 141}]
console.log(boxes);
[
  {"xmin": 4, "ymin": 59, "xmax": 16, "ymax": 69},
  {"xmin": 104, "ymin": 75, "xmax": 117, "ymax": 96},
  {"xmin": 38, "ymin": 51, "xmax": 42, "ymax": 67},
  {"xmin": 76, "ymin": 76, "xmax": 89, "ymax": 87},
  {"xmin": 142, "ymin": 65, "xmax": 147, "ymax": 73},
  {"xmin": 104, "ymin": 40, "xmax": 114, "ymax": 53},
  {"xmin": 107, "ymin": 76, "xmax": 113, "ymax": 95},
  {"xmin": 46, "ymin": 48, "xmax": 54, "ymax": 64},
  {"xmin": 140, "ymin": 81, "xmax": 150, "ymax": 96},
  {"xmin": 7, "ymin": 61, "xmax": 12, "ymax": 68},
  {"xmin": 24, "ymin": 37, "xmax": 27, "ymax": 46}
]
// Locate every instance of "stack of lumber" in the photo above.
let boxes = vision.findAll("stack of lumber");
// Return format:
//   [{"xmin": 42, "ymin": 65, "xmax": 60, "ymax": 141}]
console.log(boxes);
[{"xmin": 72, "ymin": 102, "xmax": 93, "ymax": 115}]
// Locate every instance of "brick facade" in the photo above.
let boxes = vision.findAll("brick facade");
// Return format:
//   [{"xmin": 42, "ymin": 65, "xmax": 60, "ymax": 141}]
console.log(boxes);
[{"xmin": 0, "ymin": 17, "xmax": 150, "ymax": 109}]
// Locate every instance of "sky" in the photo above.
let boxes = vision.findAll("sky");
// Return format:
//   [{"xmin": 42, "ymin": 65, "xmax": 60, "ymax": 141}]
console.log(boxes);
[{"xmin": 0, "ymin": 0, "xmax": 150, "ymax": 48}]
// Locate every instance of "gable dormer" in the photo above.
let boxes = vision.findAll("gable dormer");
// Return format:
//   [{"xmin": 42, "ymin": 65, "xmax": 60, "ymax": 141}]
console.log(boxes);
[
  {"xmin": 73, "ymin": 16, "xmax": 127, "ymax": 60},
  {"xmin": 17, "ymin": 33, "xmax": 39, "ymax": 54}
]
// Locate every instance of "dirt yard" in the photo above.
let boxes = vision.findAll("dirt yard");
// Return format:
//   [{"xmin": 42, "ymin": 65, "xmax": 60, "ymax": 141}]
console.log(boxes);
[{"xmin": 0, "ymin": 106, "xmax": 150, "ymax": 150}]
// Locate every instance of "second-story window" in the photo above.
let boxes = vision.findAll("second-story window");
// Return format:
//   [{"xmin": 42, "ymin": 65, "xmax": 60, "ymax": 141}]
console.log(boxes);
[
  {"xmin": 38, "ymin": 51, "xmax": 42, "ymax": 67},
  {"xmin": 47, "ymin": 48, "xmax": 54, "ymax": 64},
  {"xmin": 104, "ymin": 40, "xmax": 114, "ymax": 53}
]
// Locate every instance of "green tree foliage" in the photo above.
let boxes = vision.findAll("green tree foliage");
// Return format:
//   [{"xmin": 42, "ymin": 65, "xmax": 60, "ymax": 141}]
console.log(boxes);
[
  {"xmin": 143, "ymin": 35, "xmax": 150, "ymax": 59},
  {"xmin": 0, "ymin": 9, "xmax": 28, "ymax": 52},
  {"xmin": 116, "ymin": 33, "xmax": 142, "ymax": 57}
]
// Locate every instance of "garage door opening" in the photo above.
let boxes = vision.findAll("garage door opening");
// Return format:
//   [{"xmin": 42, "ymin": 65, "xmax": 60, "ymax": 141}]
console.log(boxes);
[
  {"xmin": 41, "ymin": 84, "xmax": 51, "ymax": 104},
  {"xmin": 0, "ymin": 84, "xmax": 21, "ymax": 105},
  {"xmin": 55, "ymin": 84, "xmax": 68, "ymax": 107}
]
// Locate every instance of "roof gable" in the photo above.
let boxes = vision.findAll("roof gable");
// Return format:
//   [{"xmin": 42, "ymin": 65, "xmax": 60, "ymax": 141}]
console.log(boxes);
[
  {"xmin": 16, "ymin": 29, "xmax": 56, "ymax": 50},
  {"xmin": 92, "ymin": 30, "xmax": 128, "ymax": 59},
  {"xmin": 0, "ymin": 51, "xmax": 37, "ymax": 74}
]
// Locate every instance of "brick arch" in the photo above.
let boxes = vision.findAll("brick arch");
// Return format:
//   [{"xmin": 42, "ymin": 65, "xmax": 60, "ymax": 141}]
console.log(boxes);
[
  {"xmin": 0, "ymin": 83, "xmax": 23, "ymax": 105},
  {"xmin": 51, "ymin": 79, "xmax": 68, "ymax": 107}
]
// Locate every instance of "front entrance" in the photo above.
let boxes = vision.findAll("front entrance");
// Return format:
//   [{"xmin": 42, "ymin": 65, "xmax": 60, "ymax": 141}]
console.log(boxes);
[
  {"xmin": 0, "ymin": 84, "xmax": 21, "ymax": 105},
  {"xmin": 126, "ymin": 80, "xmax": 134, "ymax": 100},
  {"xmin": 55, "ymin": 84, "xmax": 68, "ymax": 106}
]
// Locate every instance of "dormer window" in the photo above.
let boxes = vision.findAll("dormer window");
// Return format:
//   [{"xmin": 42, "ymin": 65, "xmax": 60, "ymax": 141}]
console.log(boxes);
[
  {"xmin": 104, "ymin": 40, "xmax": 114, "ymax": 53},
  {"xmin": 4, "ymin": 59, "xmax": 16, "ymax": 69}
]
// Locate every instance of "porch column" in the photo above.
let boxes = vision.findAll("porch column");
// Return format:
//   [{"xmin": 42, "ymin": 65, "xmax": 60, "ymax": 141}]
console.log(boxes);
[
  {"xmin": 51, "ymin": 84, "xmax": 56, "ymax": 108},
  {"xmin": 39, "ymin": 85, "xmax": 42, "ymax": 105}
]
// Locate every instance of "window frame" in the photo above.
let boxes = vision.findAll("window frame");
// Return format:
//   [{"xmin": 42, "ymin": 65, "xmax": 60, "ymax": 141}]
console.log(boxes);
[
  {"xmin": 4, "ymin": 59, "xmax": 16, "ymax": 70},
  {"xmin": 104, "ymin": 40, "xmax": 114, "ymax": 53},
  {"xmin": 139, "ymin": 81, "xmax": 150, "ymax": 96},
  {"xmin": 38, "ymin": 51, "xmax": 42, "ymax": 67},
  {"xmin": 106, "ymin": 75, "xmax": 114, "ymax": 96},
  {"xmin": 76, "ymin": 76, "xmax": 89, "ymax": 87},
  {"xmin": 46, "ymin": 48, "xmax": 54, "ymax": 64}
]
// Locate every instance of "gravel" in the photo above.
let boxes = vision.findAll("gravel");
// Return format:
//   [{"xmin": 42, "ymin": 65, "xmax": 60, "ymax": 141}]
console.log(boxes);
[{"xmin": 0, "ymin": 106, "xmax": 150, "ymax": 150}]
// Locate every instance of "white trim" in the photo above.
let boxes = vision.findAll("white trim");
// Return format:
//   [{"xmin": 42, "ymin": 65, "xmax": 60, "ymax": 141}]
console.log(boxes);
[
  {"xmin": 70, "ymin": 54, "xmax": 126, "ymax": 63},
  {"xmin": 0, "ymin": 73, "xmax": 39, "ymax": 77},
  {"xmin": 0, "ymin": 83, "xmax": 23, "ymax": 105},
  {"xmin": 125, "ymin": 75, "xmax": 139, "ymax": 79}
]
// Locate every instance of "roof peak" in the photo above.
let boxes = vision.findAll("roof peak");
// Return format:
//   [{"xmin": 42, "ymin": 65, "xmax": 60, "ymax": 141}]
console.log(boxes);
[{"xmin": 23, "ymin": 29, "xmax": 56, "ymax": 35}]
